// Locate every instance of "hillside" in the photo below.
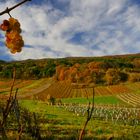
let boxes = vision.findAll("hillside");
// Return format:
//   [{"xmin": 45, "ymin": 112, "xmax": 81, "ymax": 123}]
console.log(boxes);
[
  {"xmin": 1, "ymin": 53, "xmax": 140, "ymax": 106},
  {"xmin": 0, "ymin": 77, "xmax": 140, "ymax": 107},
  {"xmin": 1, "ymin": 54, "xmax": 140, "ymax": 140},
  {"xmin": 0, "ymin": 53, "xmax": 140, "ymax": 84}
]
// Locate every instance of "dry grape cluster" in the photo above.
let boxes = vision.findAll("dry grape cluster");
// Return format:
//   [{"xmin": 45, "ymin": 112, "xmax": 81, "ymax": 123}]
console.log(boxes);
[{"xmin": 0, "ymin": 17, "xmax": 24, "ymax": 54}]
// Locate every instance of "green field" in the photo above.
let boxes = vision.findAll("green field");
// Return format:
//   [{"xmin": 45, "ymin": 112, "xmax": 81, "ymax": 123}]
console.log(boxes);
[
  {"xmin": 61, "ymin": 96, "xmax": 124, "ymax": 105},
  {"xmin": 19, "ymin": 100, "xmax": 140, "ymax": 140}
]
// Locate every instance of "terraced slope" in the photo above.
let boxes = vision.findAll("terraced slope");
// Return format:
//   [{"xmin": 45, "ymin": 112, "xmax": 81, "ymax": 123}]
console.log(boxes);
[
  {"xmin": 1, "ymin": 78, "xmax": 140, "ymax": 107},
  {"xmin": 34, "ymin": 81, "xmax": 72, "ymax": 100},
  {"xmin": 117, "ymin": 93, "xmax": 140, "ymax": 107},
  {"xmin": 33, "ymin": 82, "xmax": 133, "ymax": 99}
]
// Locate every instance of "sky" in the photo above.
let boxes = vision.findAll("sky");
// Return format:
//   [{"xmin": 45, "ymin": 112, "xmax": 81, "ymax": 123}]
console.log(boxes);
[{"xmin": 0, "ymin": 0, "xmax": 140, "ymax": 61}]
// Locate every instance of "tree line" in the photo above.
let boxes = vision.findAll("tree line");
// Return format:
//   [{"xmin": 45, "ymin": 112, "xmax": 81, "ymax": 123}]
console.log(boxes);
[{"xmin": 0, "ymin": 55, "xmax": 140, "ymax": 85}]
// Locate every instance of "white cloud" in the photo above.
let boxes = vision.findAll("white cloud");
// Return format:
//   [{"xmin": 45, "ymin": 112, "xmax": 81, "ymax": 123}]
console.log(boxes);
[{"xmin": 0, "ymin": 0, "xmax": 140, "ymax": 60}]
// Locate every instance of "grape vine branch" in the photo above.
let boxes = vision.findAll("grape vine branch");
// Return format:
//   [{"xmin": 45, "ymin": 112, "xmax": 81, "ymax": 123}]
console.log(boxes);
[{"xmin": 0, "ymin": 0, "xmax": 31, "ymax": 17}]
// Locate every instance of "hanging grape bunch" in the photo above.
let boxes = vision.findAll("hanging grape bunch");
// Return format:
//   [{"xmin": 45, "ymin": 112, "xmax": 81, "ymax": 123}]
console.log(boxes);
[{"xmin": 0, "ymin": 17, "xmax": 24, "ymax": 54}]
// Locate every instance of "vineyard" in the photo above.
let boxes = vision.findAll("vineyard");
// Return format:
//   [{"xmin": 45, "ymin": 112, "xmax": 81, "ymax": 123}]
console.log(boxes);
[
  {"xmin": 1, "ymin": 0, "xmax": 140, "ymax": 139},
  {"xmin": 1, "ymin": 79, "xmax": 140, "ymax": 107},
  {"xmin": 1, "ymin": 99, "xmax": 140, "ymax": 140},
  {"xmin": 0, "ymin": 78, "xmax": 140, "ymax": 139},
  {"xmin": 117, "ymin": 93, "xmax": 140, "ymax": 107},
  {"xmin": 35, "ymin": 81, "xmax": 72, "ymax": 100},
  {"xmin": 58, "ymin": 103, "xmax": 140, "ymax": 125},
  {"xmin": 30, "ymin": 80, "xmax": 140, "ymax": 107}
]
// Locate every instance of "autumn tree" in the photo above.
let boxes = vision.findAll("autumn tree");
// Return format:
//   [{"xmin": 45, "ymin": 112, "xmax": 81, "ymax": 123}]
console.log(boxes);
[
  {"xmin": 56, "ymin": 65, "xmax": 66, "ymax": 81},
  {"xmin": 105, "ymin": 68, "xmax": 121, "ymax": 85},
  {"xmin": 133, "ymin": 58, "xmax": 140, "ymax": 68},
  {"xmin": 129, "ymin": 73, "xmax": 140, "ymax": 82}
]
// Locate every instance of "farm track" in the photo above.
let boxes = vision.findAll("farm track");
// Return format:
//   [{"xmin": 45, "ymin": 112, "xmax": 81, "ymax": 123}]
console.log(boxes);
[
  {"xmin": 20, "ymin": 79, "xmax": 54, "ymax": 99},
  {"xmin": 0, "ymin": 78, "xmax": 55, "ymax": 100}
]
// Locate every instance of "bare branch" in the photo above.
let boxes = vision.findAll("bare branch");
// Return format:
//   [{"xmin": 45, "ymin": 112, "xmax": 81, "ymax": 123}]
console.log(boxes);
[
  {"xmin": 1, "ymin": 67, "xmax": 16, "ymax": 126},
  {"xmin": 79, "ymin": 87, "xmax": 95, "ymax": 140},
  {"xmin": 0, "ymin": 0, "xmax": 31, "ymax": 16},
  {"xmin": 0, "ymin": 67, "xmax": 18, "ymax": 139}
]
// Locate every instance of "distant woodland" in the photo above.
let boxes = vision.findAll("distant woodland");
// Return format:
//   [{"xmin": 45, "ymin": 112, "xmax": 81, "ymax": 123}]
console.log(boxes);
[{"xmin": 1, "ymin": 53, "xmax": 140, "ymax": 85}]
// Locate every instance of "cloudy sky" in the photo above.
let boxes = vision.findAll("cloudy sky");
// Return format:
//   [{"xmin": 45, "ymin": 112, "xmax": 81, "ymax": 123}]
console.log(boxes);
[{"xmin": 0, "ymin": 0, "xmax": 140, "ymax": 61}]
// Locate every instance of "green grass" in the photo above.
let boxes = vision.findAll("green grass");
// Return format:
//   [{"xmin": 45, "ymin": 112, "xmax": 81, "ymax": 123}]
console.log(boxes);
[
  {"xmin": 20, "ymin": 100, "xmax": 86, "ymax": 134},
  {"xmin": 61, "ymin": 96, "xmax": 124, "ymax": 105},
  {"xmin": 0, "ymin": 91, "xmax": 9, "ymax": 94},
  {"xmin": 19, "ymin": 100, "xmax": 140, "ymax": 139}
]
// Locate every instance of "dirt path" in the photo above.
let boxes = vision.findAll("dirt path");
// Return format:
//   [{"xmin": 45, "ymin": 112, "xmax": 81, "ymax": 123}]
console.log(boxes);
[
  {"xmin": 18, "ymin": 78, "xmax": 56, "ymax": 99},
  {"xmin": 0, "ymin": 78, "xmax": 55, "ymax": 100}
]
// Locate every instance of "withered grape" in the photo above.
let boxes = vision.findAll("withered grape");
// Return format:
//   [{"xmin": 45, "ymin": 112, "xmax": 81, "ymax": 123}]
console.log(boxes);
[{"xmin": 0, "ymin": 17, "xmax": 24, "ymax": 54}]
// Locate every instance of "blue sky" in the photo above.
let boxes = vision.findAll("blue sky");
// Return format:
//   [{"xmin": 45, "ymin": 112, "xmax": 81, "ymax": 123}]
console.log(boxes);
[{"xmin": 0, "ymin": 0, "xmax": 140, "ymax": 61}]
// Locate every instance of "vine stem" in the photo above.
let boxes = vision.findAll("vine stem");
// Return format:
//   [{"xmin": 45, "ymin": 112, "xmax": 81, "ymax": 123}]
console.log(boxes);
[
  {"xmin": 79, "ymin": 87, "xmax": 95, "ymax": 140},
  {"xmin": 0, "ymin": 0, "xmax": 31, "ymax": 16}
]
